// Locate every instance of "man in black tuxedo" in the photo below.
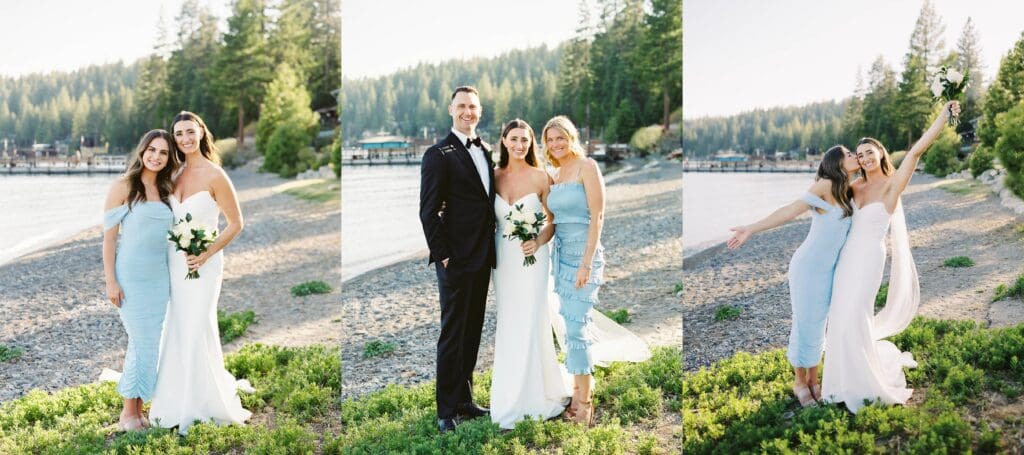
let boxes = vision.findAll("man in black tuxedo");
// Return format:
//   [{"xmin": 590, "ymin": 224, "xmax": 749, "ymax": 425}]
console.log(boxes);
[{"xmin": 419, "ymin": 85, "xmax": 496, "ymax": 433}]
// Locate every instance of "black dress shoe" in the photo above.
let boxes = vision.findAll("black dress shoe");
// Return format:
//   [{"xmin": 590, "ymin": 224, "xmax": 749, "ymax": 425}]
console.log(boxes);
[
  {"xmin": 454, "ymin": 402, "xmax": 490, "ymax": 419},
  {"xmin": 437, "ymin": 417, "xmax": 458, "ymax": 433}
]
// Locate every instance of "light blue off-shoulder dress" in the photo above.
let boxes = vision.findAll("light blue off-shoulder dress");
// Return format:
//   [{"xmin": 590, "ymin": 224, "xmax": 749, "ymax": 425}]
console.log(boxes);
[
  {"xmin": 104, "ymin": 200, "xmax": 173, "ymax": 400},
  {"xmin": 787, "ymin": 192, "xmax": 851, "ymax": 368},
  {"xmin": 548, "ymin": 181, "xmax": 605, "ymax": 375}
]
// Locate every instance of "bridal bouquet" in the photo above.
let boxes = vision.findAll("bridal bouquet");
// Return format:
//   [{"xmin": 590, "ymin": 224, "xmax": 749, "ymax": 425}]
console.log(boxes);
[
  {"xmin": 167, "ymin": 213, "xmax": 218, "ymax": 279},
  {"xmin": 930, "ymin": 66, "xmax": 969, "ymax": 127},
  {"xmin": 503, "ymin": 204, "xmax": 546, "ymax": 266}
]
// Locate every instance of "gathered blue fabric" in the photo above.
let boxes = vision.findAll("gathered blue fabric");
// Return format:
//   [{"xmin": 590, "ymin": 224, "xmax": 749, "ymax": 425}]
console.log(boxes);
[
  {"xmin": 548, "ymin": 181, "xmax": 604, "ymax": 375},
  {"xmin": 786, "ymin": 192, "xmax": 851, "ymax": 368},
  {"xmin": 104, "ymin": 201, "xmax": 173, "ymax": 400}
]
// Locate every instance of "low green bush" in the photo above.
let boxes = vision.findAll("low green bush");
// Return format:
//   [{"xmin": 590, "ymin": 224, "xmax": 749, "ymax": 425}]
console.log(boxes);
[
  {"xmin": 944, "ymin": 256, "xmax": 975, "ymax": 267},
  {"xmin": 600, "ymin": 308, "xmax": 632, "ymax": 324},
  {"xmin": 217, "ymin": 310, "xmax": 256, "ymax": 344},
  {"xmin": 714, "ymin": 305, "xmax": 741, "ymax": 321},
  {"xmin": 290, "ymin": 280, "xmax": 333, "ymax": 297},
  {"xmin": 0, "ymin": 344, "xmax": 24, "ymax": 362}
]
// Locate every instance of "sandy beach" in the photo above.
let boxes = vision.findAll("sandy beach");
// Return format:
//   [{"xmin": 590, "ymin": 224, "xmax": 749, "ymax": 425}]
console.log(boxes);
[
  {"xmin": 684, "ymin": 173, "xmax": 1024, "ymax": 371},
  {"xmin": 0, "ymin": 165, "xmax": 341, "ymax": 402},
  {"xmin": 340, "ymin": 158, "xmax": 683, "ymax": 399}
]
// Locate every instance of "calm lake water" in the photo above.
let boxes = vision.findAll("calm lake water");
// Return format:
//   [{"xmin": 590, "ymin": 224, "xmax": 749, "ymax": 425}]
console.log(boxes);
[
  {"xmin": 0, "ymin": 174, "xmax": 118, "ymax": 265},
  {"xmin": 341, "ymin": 165, "xmax": 425, "ymax": 281},
  {"xmin": 683, "ymin": 172, "xmax": 818, "ymax": 257}
]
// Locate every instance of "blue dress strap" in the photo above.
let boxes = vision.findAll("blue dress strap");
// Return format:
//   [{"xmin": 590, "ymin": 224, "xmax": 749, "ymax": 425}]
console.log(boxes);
[
  {"xmin": 104, "ymin": 204, "xmax": 129, "ymax": 232},
  {"xmin": 799, "ymin": 192, "xmax": 832, "ymax": 212}
]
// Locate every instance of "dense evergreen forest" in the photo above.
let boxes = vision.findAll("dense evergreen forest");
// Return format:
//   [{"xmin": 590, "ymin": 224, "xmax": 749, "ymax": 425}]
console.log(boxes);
[
  {"xmin": 342, "ymin": 0, "xmax": 681, "ymax": 147},
  {"xmin": 0, "ymin": 0, "xmax": 340, "ymax": 157}
]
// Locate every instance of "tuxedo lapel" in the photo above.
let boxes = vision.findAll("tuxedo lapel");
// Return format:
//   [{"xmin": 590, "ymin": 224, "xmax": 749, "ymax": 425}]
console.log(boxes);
[{"xmin": 445, "ymin": 133, "xmax": 488, "ymax": 199}]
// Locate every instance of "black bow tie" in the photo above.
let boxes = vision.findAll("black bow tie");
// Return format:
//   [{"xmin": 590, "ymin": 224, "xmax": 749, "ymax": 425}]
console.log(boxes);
[{"xmin": 465, "ymin": 136, "xmax": 483, "ymax": 149}]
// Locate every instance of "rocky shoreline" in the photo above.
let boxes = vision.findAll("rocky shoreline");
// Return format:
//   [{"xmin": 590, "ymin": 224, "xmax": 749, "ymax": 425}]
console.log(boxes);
[
  {"xmin": 684, "ymin": 173, "xmax": 1024, "ymax": 371},
  {"xmin": 340, "ymin": 158, "xmax": 683, "ymax": 399},
  {"xmin": 0, "ymin": 166, "xmax": 341, "ymax": 403}
]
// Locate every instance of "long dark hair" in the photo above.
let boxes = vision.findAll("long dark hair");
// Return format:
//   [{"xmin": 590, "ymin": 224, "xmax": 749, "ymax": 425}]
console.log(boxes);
[
  {"xmin": 857, "ymin": 137, "xmax": 894, "ymax": 180},
  {"xmin": 498, "ymin": 119, "xmax": 540, "ymax": 168},
  {"xmin": 171, "ymin": 111, "xmax": 220, "ymax": 164},
  {"xmin": 817, "ymin": 145, "xmax": 854, "ymax": 218},
  {"xmin": 124, "ymin": 129, "xmax": 178, "ymax": 209}
]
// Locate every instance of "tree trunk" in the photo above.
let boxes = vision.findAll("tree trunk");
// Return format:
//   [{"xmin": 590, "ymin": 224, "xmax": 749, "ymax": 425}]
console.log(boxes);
[
  {"xmin": 662, "ymin": 78, "xmax": 671, "ymax": 132},
  {"xmin": 237, "ymin": 103, "xmax": 245, "ymax": 147}
]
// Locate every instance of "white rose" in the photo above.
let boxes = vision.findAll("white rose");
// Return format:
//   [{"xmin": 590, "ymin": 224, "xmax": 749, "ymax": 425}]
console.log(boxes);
[
  {"xmin": 930, "ymin": 77, "xmax": 944, "ymax": 98},
  {"xmin": 946, "ymin": 68, "xmax": 964, "ymax": 85},
  {"xmin": 503, "ymin": 220, "xmax": 515, "ymax": 236},
  {"xmin": 177, "ymin": 236, "xmax": 190, "ymax": 249}
]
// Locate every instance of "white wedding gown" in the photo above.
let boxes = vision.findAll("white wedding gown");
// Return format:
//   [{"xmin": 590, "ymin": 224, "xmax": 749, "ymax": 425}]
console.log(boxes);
[
  {"xmin": 489, "ymin": 193, "xmax": 651, "ymax": 429},
  {"xmin": 148, "ymin": 190, "xmax": 252, "ymax": 434},
  {"xmin": 822, "ymin": 200, "xmax": 919, "ymax": 413}
]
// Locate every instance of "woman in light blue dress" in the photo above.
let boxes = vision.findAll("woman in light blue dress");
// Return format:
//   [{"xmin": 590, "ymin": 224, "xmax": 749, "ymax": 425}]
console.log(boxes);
[
  {"xmin": 727, "ymin": 145, "xmax": 860, "ymax": 406},
  {"xmin": 102, "ymin": 130, "xmax": 178, "ymax": 431},
  {"xmin": 542, "ymin": 115, "xmax": 608, "ymax": 426}
]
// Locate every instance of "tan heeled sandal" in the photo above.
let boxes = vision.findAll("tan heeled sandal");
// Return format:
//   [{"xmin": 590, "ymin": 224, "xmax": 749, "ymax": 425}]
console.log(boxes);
[{"xmin": 793, "ymin": 383, "xmax": 815, "ymax": 408}]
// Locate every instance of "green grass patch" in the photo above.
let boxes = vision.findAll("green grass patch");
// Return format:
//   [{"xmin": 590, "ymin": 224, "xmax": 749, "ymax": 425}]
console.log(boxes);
[
  {"xmin": 714, "ymin": 305, "xmax": 742, "ymax": 322},
  {"xmin": 600, "ymin": 308, "xmax": 632, "ymax": 324},
  {"xmin": 673, "ymin": 282, "xmax": 684, "ymax": 296},
  {"xmin": 362, "ymin": 340, "xmax": 396, "ymax": 359},
  {"xmin": 290, "ymin": 280, "xmax": 333, "ymax": 297},
  {"xmin": 937, "ymin": 178, "xmax": 989, "ymax": 196},
  {"xmin": 993, "ymin": 274, "xmax": 1024, "ymax": 302},
  {"xmin": 0, "ymin": 344, "xmax": 24, "ymax": 362},
  {"xmin": 280, "ymin": 178, "xmax": 340, "ymax": 204},
  {"xmin": 217, "ymin": 310, "xmax": 256, "ymax": 344},
  {"xmin": 875, "ymin": 281, "xmax": 889, "ymax": 312},
  {"xmin": 944, "ymin": 256, "xmax": 975, "ymax": 268},
  {"xmin": 0, "ymin": 344, "xmax": 341, "ymax": 453},
  {"xmin": 684, "ymin": 317, "xmax": 1024, "ymax": 453},
  {"xmin": 340, "ymin": 346, "xmax": 681, "ymax": 453}
]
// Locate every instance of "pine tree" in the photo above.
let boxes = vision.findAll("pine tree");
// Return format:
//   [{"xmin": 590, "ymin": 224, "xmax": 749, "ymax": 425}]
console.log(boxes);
[
  {"xmin": 215, "ymin": 0, "xmax": 274, "ymax": 146},
  {"xmin": 956, "ymin": 17, "xmax": 985, "ymax": 133}
]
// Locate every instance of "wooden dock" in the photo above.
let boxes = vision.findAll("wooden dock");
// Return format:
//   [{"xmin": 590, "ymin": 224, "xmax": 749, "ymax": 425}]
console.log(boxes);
[
  {"xmin": 1, "ymin": 165, "xmax": 125, "ymax": 175},
  {"xmin": 683, "ymin": 162, "xmax": 817, "ymax": 173}
]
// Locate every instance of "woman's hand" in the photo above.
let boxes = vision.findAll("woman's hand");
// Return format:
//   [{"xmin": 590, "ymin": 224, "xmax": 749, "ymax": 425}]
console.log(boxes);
[
  {"xmin": 727, "ymin": 226, "xmax": 753, "ymax": 249},
  {"xmin": 186, "ymin": 252, "xmax": 209, "ymax": 272},
  {"xmin": 521, "ymin": 239, "xmax": 539, "ymax": 256},
  {"xmin": 939, "ymin": 100, "xmax": 961, "ymax": 123},
  {"xmin": 106, "ymin": 280, "xmax": 124, "ymax": 308},
  {"xmin": 575, "ymin": 265, "xmax": 590, "ymax": 289}
]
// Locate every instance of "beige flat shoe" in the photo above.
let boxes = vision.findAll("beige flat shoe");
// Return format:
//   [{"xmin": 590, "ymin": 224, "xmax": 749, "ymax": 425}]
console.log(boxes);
[{"xmin": 793, "ymin": 383, "xmax": 815, "ymax": 408}]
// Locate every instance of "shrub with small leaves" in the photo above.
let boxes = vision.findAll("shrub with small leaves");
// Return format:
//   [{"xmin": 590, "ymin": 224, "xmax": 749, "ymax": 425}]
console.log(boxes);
[
  {"xmin": 218, "ymin": 310, "xmax": 256, "ymax": 344},
  {"xmin": 943, "ymin": 256, "xmax": 975, "ymax": 267},
  {"xmin": 0, "ymin": 344, "xmax": 24, "ymax": 362},
  {"xmin": 714, "ymin": 305, "xmax": 741, "ymax": 321},
  {"xmin": 291, "ymin": 280, "xmax": 333, "ymax": 297},
  {"xmin": 600, "ymin": 308, "xmax": 632, "ymax": 324},
  {"xmin": 362, "ymin": 340, "xmax": 396, "ymax": 359}
]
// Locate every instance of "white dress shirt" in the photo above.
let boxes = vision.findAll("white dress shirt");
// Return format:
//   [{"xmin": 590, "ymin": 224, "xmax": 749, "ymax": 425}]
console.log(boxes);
[{"xmin": 451, "ymin": 127, "xmax": 490, "ymax": 195}]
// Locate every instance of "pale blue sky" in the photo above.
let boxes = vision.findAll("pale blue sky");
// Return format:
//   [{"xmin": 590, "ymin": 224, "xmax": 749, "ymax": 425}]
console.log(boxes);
[
  {"xmin": 685, "ymin": 0, "xmax": 1024, "ymax": 118},
  {"xmin": 0, "ymin": 0, "xmax": 231, "ymax": 77},
  {"xmin": 342, "ymin": 0, "xmax": 589, "ymax": 79}
]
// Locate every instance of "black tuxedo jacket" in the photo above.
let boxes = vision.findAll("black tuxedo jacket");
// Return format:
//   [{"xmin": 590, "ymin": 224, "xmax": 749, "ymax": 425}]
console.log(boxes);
[{"xmin": 419, "ymin": 132, "xmax": 497, "ymax": 273}]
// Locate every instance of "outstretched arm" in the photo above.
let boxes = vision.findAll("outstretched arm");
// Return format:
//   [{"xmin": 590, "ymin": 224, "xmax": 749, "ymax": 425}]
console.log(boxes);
[
  {"xmin": 888, "ymin": 100, "xmax": 960, "ymax": 202},
  {"xmin": 726, "ymin": 180, "xmax": 827, "ymax": 249}
]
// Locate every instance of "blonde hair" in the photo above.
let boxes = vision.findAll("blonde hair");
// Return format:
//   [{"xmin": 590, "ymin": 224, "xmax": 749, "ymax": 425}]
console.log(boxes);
[{"xmin": 541, "ymin": 115, "xmax": 586, "ymax": 167}]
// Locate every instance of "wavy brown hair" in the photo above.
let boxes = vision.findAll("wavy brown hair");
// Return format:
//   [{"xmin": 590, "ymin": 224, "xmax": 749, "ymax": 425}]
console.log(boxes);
[
  {"xmin": 817, "ymin": 145, "xmax": 855, "ymax": 218},
  {"xmin": 171, "ymin": 111, "xmax": 220, "ymax": 164},
  {"xmin": 498, "ymin": 119, "xmax": 540, "ymax": 168},
  {"xmin": 124, "ymin": 129, "xmax": 178, "ymax": 209},
  {"xmin": 857, "ymin": 137, "xmax": 894, "ymax": 180}
]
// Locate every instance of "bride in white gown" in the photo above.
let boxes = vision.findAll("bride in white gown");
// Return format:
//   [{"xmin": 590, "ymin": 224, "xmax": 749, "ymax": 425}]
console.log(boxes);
[
  {"xmin": 149, "ymin": 111, "xmax": 252, "ymax": 434},
  {"xmin": 489, "ymin": 119, "xmax": 649, "ymax": 429},
  {"xmin": 822, "ymin": 101, "xmax": 959, "ymax": 413}
]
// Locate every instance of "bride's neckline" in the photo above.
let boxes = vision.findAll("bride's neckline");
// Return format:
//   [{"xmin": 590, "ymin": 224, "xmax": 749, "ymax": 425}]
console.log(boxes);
[
  {"xmin": 172, "ymin": 189, "xmax": 212, "ymax": 204},
  {"xmin": 854, "ymin": 200, "xmax": 893, "ymax": 215},
  {"xmin": 497, "ymin": 192, "xmax": 539, "ymax": 207}
]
